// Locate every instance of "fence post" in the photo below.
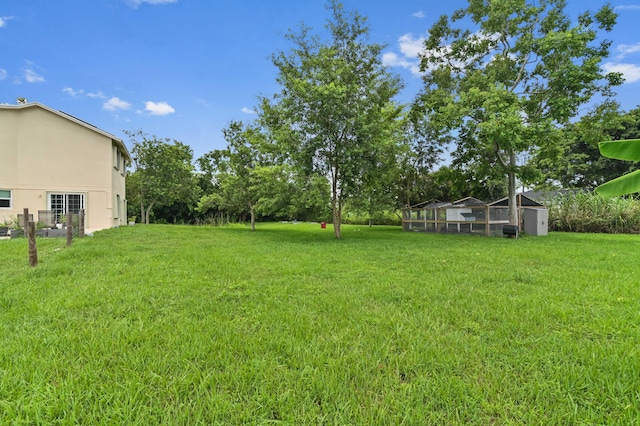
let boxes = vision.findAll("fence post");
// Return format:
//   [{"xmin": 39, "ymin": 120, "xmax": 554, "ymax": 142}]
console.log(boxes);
[
  {"xmin": 66, "ymin": 213, "xmax": 73, "ymax": 247},
  {"xmin": 79, "ymin": 209, "xmax": 85, "ymax": 238},
  {"xmin": 28, "ymin": 221, "xmax": 37, "ymax": 267},
  {"xmin": 23, "ymin": 208, "xmax": 30, "ymax": 239},
  {"xmin": 486, "ymin": 206, "xmax": 490, "ymax": 236}
]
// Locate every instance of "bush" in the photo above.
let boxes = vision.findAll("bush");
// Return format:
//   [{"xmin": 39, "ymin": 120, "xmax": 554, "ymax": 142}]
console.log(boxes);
[
  {"xmin": 548, "ymin": 192, "xmax": 640, "ymax": 233},
  {"xmin": 342, "ymin": 210, "xmax": 402, "ymax": 226}
]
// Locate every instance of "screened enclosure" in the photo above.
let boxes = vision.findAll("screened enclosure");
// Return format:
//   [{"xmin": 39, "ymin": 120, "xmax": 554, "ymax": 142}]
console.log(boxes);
[{"xmin": 402, "ymin": 195, "xmax": 547, "ymax": 236}]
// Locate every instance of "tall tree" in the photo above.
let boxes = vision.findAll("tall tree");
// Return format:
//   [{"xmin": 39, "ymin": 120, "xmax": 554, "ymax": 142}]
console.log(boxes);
[
  {"xmin": 289, "ymin": 174, "xmax": 331, "ymax": 221},
  {"xmin": 197, "ymin": 136, "xmax": 331, "ymax": 225},
  {"xmin": 415, "ymin": 0, "xmax": 621, "ymax": 225},
  {"xmin": 260, "ymin": 0, "xmax": 403, "ymax": 238},
  {"xmin": 199, "ymin": 121, "xmax": 279, "ymax": 231},
  {"xmin": 395, "ymin": 113, "xmax": 445, "ymax": 207},
  {"xmin": 350, "ymin": 138, "xmax": 400, "ymax": 227},
  {"xmin": 126, "ymin": 130, "xmax": 198, "ymax": 224},
  {"xmin": 416, "ymin": 164, "xmax": 508, "ymax": 203}
]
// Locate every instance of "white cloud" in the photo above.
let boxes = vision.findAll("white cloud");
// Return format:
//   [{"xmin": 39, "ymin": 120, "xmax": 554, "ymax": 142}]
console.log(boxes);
[
  {"xmin": 103, "ymin": 97, "xmax": 132, "ymax": 111},
  {"xmin": 0, "ymin": 16, "xmax": 13, "ymax": 28},
  {"xmin": 63, "ymin": 87, "xmax": 110, "ymax": 100},
  {"xmin": 383, "ymin": 34, "xmax": 427, "ymax": 76},
  {"xmin": 603, "ymin": 62, "xmax": 640, "ymax": 83},
  {"xmin": 382, "ymin": 52, "xmax": 422, "ymax": 76},
  {"xmin": 0, "ymin": 69, "xmax": 6, "ymax": 80},
  {"xmin": 615, "ymin": 5, "xmax": 640, "ymax": 10},
  {"xmin": 382, "ymin": 52, "xmax": 400, "ymax": 66},
  {"xmin": 616, "ymin": 42, "xmax": 640, "ymax": 60},
  {"xmin": 385, "ymin": 30, "xmax": 506, "ymax": 77},
  {"xmin": 412, "ymin": 11, "xmax": 425, "ymax": 18},
  {"xmin": 18, "ymin": 61, "xmax": 45, "ymax": 83},
  {"xmin": 24, "ymin": 69, "xmax": 44, "ymax": 83},
  {"xmin": 144, "ymin": 101, "xmax": 175, "ymax": 115},
  {"xmin": 62, "ymin": 87, "xmax": 84, "ymax": 97},
  {"xmin": 398, "ymin": 33, "xmax": 426, "ymax": 58},
  {"xmin": 241, "ymin": 107, "xmax": 256, "ymax": 114},
  {"xmin": 127, "ymin": 0, "xmax": 177, "ymax": 7},
  {"xmin": 87, "ymin": 90, "xmax": 108, "ymax": 99}
]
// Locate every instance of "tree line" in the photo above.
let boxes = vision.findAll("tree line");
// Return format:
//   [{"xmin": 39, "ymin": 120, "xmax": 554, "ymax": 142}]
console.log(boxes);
[{"xmin": 126, "ymin": 0, "xmax": 639, "ymax": 238}]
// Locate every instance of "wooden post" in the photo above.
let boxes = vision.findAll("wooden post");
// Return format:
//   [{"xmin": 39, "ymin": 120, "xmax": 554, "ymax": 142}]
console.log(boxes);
[
  {"xmin": 486, "ymin": 206, "xmax": 490, "ymax": 236},
  {"xmin": 79, "ymin": 209, "xmax": 85, "ymax": 238},
  {"xmin": 23, "ymin": 208, "xmax": 30, "ymax": 239},
  {"xmin": 66, "ymin": 212, "xmax": 73, "ymax": 247},
  {"xmin": 28, "ymin": 221, "xmax": 37, "ymax": 267}
]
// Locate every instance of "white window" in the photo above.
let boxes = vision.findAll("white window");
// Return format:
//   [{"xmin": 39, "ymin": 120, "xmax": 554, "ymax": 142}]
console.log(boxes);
[
  {"xmin": 0, "ymin": 190, "xmax": 11, "ymax": 208},
  {"xmin": 49, "ymin": 193, "xmax": 85, "ymax": 223}
]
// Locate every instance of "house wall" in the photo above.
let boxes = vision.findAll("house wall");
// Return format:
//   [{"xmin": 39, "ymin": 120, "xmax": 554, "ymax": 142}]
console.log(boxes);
[
  {"xmin": 0, "ymin": 104, "xmax": 128, "ymax": 231},
  {"xmin": 111, "ymin": 143, "xmax": 128, "ymax": 227}
]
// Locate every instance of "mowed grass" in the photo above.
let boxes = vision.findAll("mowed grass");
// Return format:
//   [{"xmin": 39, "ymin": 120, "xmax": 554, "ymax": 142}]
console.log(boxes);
[{"xmin": 1, "ymin": 223, "xmax": 639, "ymax": 424}]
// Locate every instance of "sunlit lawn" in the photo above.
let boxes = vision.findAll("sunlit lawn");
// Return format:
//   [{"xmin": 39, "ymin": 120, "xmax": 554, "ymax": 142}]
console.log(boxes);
[{"xmin": 1, "ymin": 223, "xmax": 639, "ymax": 424}]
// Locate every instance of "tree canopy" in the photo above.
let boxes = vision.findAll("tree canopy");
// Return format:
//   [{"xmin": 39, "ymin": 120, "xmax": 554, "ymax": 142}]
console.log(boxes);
[
  {"xmin": 414, "ymin": 0, "xmax": 621, "ymax": 224},
  {"xmin": 533, "ymin": 102, "xmax": 640, "ymax": 189},
  {"xmin": 126, "ymin": 130, "xmax": 199, "ymax": 224},
  {"xmin": 260, "ymin": 0, "xmax": 404, "ymax": 238}
]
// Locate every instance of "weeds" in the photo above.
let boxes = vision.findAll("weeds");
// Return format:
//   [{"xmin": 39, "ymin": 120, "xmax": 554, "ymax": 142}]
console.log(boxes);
[{"xmin": 548, "ymin": 192, "xmax": 640, "ymax": 233}]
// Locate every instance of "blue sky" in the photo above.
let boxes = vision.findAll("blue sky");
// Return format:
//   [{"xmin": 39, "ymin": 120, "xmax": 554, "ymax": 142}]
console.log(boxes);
[{"xmin": 2, "ymin": 0, "xmax": 640, "ymax": 160}]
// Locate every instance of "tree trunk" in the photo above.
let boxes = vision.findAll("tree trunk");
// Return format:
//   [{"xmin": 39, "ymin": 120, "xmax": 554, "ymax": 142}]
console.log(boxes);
[
  {"xmin": 508, "ymin": 150, "xmax": 518, "ymax": 226},
  {"xmin": 331, "ymin": 165, "xmax": 341, "ymax": 239},
  {"xmin": 332, "ymin": 196, "xmax": 341, "ymax": 239},
  {"xmin": 249, "ymin": 203, "xmax": 256, "ymax": 232},
  {"xmin": 405, "ymin": 174, "xmax": 413, "ymax": 208},
  {"xmin": 144, "ymin": 201, "xmax": 155, "ymax": 224}
]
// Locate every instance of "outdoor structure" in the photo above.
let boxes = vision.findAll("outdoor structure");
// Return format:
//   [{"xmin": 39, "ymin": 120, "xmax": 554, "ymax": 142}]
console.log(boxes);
[
  {"xmin": 0, "ymin": 101, "xmax": 131, "ymax": 232},
  {"xmin": 402, "ymin": 194, "xmax": 548, "ymax": 236}
]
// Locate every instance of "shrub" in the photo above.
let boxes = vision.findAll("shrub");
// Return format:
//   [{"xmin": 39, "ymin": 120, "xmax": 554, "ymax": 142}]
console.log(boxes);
[{"xmin": 342, "ymin": 210, "xmax": 402, "ymax": 226}]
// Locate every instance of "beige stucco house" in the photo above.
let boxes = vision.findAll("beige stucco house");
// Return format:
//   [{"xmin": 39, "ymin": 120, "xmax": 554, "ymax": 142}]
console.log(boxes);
[{"xmin": 0, "ymin": 101, "xmax": 131, "ymax": 232}]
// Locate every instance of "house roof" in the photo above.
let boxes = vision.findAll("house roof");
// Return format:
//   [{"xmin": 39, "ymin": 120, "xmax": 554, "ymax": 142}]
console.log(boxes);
[{"xmin": 0, "ymin": 101, "xmax": 132, "ymax": 162}]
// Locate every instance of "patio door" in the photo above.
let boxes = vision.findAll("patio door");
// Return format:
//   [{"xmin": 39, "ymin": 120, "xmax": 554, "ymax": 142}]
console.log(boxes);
[{"xmin": 49, "ymin": 193, "xmax": 85, "ymax": 223}]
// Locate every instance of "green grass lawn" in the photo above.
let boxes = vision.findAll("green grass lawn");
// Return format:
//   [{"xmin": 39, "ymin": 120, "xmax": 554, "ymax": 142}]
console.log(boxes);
[{"xmin": 1, "ymin": 223, "xmax": 639, "ymax": 424}]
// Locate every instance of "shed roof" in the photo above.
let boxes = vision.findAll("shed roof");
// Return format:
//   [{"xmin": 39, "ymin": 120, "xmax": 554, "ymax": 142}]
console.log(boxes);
[
  {"xmin": 408, "ymin": 199, "xmax": 451, "ymax": 209},
  {"xmin": 451, "ymin": 196, "xmax": 487, "ymax": 207},
  {"xmin": 409, "ymin": 193, "xmax": 549, "ymax": 209},
  {"xmin": 488, "ymin": 193, "xmax": 544, "ymax": 207}
]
